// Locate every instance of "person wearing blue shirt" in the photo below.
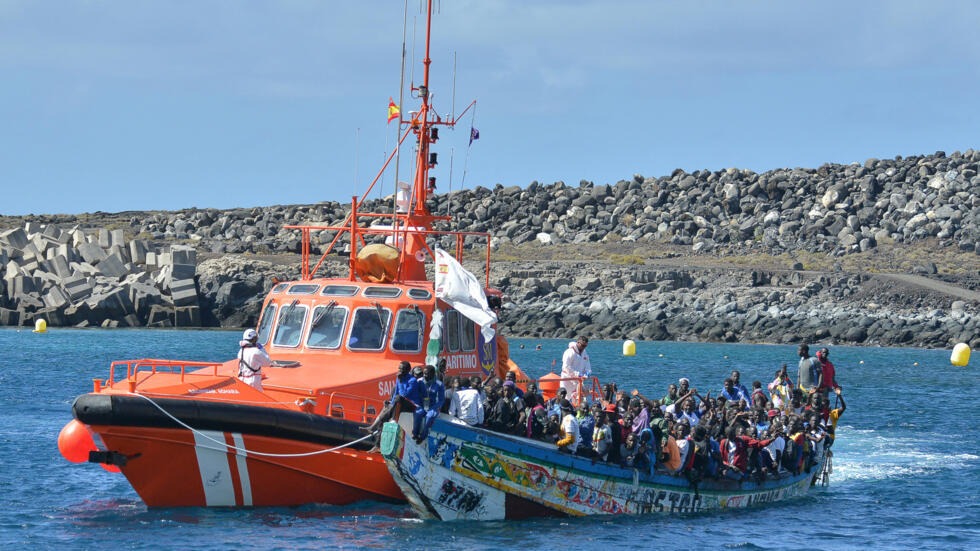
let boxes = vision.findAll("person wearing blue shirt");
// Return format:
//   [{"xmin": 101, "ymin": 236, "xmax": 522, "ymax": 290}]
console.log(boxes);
[
  {"xmin": 363, "ymin": 361, "xmax": 417, "ymax": 436},
  {"xmin": 403, "ymin": 365, "xmax": 426, "ymax": 407},
  {"xmin": 730, "ymin": 370, "xmax": 750, "ymax": 401},
  {"xmin": 412, "ymin": 364, "xmax": 446, "ymax": 443},
  {"xmin": 720, "ymin": 377, "xmax": 748, "ymax": 406}
]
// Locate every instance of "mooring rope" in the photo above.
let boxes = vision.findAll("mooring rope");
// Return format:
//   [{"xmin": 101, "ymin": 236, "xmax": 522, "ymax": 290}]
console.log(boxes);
[{"xmin": 130, "ymin": 392, "xmax": 377, "ymax": 458}]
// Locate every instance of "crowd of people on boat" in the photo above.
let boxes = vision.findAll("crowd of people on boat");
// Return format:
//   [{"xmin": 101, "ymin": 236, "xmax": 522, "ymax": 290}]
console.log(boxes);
[{"xmin": 372, "ymin": 339, "xmax": 846, "ymax": 485}]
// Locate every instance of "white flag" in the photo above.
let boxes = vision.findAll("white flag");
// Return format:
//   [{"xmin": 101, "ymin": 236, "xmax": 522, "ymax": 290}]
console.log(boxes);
[{"xmin": 434, "ymin": 248, "xmax": 497, "ymax": 341}]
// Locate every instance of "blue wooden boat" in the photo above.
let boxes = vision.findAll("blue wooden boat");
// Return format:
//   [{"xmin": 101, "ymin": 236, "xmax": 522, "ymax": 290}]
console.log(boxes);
[{"xmin": 380, "ymin": 407, "xmax": 826, "ymax": 520}]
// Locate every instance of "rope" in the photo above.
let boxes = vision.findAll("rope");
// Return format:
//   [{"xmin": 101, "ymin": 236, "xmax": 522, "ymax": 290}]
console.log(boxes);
[{"xmin": 130, "ymin": 392, "xmax": 377, "ymax": 458}]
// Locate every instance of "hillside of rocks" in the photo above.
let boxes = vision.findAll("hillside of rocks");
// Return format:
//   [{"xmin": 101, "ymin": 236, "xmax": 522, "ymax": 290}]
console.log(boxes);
[{"xmin": 1, "ymin": 149, "xmax": 978, "ymax": 349}]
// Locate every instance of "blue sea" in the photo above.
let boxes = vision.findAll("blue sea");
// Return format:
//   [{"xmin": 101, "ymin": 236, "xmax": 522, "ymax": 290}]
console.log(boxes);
[{"xmin": 1, "ymin": 328, "xmax": 977, "ymax": 550}]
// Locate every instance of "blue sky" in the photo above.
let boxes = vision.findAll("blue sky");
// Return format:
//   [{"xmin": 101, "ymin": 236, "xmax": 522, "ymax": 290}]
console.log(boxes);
[{"xmin": 1, "ymin": 1, "xmax": 977, "ymax": 216}]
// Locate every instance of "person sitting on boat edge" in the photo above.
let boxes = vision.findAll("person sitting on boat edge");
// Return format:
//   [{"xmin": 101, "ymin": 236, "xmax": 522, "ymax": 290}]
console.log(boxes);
[
  {"xmin": 555, "ymin": 399, "xmax": 580, "ymax": 454},
  {"xmin": 238, "ymin": 328, "xmax": 271, "ymax": 391},
  {"xmin": 411, "ymin": 364, "xmax": 445, "ymax": 444},
  {"xmin": 448, "ymin": 374, "xmax": 484, "ymax": 426},
  {"xmin": 560, "ymin": 336, "xmax": 591, "ymax": 401},
  {"xmin": 363, "ymin": 360, "xmax": 415, "ymax": 435}
]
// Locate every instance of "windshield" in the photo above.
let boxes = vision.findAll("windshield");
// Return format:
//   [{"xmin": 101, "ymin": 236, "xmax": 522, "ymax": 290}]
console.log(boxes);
[
  {"xmin": 348, "ymin": 308, "xmax": 391, "ymax": 350},
  {"xmin": 307, "ymin": 305, "xmax": 348, "ymax": 349},
  {"xmin": 272, "ymin": 303, "xmax": 308, "ymax": 348}
]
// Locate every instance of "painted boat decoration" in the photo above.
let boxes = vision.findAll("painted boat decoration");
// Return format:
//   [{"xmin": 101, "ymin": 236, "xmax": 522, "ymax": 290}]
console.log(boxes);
[
  {"xmin": 56, "ymin": 0, "xmax": 529, "ymax": 508},
  {"xmin": 381, "ymin": 408, "xmax": 826, "ymax": 520}
]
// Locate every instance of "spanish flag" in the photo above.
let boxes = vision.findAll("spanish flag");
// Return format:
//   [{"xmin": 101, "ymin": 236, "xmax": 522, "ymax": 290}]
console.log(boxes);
[{"xmin": 387, "ymin": 97, "xmax": 400, "ymax": 123}]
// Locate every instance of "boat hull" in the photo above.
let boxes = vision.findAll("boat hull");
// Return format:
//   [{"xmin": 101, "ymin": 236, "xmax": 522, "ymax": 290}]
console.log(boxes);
[
  {"xmin": 74, "ymin": 393, "xmax": 401, "ymax": 507},
  {"xmin": 381, "ymin": 413, "xmax": 820, "ymax": 520}
]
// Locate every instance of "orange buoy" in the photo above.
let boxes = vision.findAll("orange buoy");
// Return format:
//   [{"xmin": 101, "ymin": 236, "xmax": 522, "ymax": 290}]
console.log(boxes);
[
  {"xmin": 100, "ymin": 463, "xmax": 121, "ymax": 473},
  {"xmin": 57, "ymin": 419, "xmax": 96, "ymax": 463}
]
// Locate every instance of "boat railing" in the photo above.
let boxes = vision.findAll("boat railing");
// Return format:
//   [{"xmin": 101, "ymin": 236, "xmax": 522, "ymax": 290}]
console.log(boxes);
[
  {"xmin": 100, "ymin": 359, "xmax": 224, "ymax": 392},
  {"xmin": 285, "ymin": 214, "xmax": 493, "ymax": 287},
  {"xmin": 316, "ymin": 390, "xmax": 385, "ymax": 423},
  {"xmin": 542, "ymin": 375, "xmax": 604, "ymax": 408}
]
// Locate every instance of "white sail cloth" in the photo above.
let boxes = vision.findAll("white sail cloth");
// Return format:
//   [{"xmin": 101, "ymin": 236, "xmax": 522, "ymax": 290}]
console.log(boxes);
[{"xmin": 434, "ymin": 248, "xmax": 497, "ymax": 342}]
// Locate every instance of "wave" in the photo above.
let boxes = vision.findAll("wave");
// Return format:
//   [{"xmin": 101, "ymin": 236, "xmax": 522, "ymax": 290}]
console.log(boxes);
[{"xmin": 830, "ymin": 427, "xmax": 979, "ymax": 483}]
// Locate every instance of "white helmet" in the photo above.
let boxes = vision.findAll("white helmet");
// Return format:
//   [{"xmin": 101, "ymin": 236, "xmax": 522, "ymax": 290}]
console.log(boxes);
[{"xmin": 243, "ymin": 328, "xmax": 258, "ymax": 341}]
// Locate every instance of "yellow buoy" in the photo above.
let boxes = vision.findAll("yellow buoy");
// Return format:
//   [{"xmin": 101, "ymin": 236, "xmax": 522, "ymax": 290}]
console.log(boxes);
[
  {"xmin": 951, "ymin": 343, "xmax": 971, "ymax": 366},
  {"xmin": 623, "ymin": 340, "xmax": 636, "ymax": 356},
  {"xmin": 33, "ymin": 318, "xmax": 47, "ymax": 333}
]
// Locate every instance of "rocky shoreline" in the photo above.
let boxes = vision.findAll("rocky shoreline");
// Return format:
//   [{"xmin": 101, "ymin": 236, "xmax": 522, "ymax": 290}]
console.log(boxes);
[{"xmin": 2, "ymin": 149, "xmax": 978, "ymax": 349}]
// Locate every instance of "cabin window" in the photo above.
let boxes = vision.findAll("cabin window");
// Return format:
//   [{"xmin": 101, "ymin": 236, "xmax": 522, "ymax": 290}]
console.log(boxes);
[
  {"xmin": 391, "ymin": 308, "xmax": 425, "ymax": 352},
  {"xmin": 442, "ymin": 309, "xmax": 477, "ymax": 353},
  {"xmin": 445, "ymin": 310, "xmax": 461, "ymax": 352},
  {"xmin": 256, "ymin": 303, "xmax": 277, "ymax": 345},
  {"xmin": 272, "ymin": 283, "xmax": 289, "ymax": 294},
  {"xmin": 460, "ymin": 316, "xmax": 476, "ymax": 351},
  {"xmin": 307, "ymin": 304, "xmax": 348, "ymax": 349},
  {"xmin": 287, "ymin": 284, "xmax": 320, "ymax": 295},
  {"xmin": 348, "ymin": 307, "xmax": 391, "ymax": 351},
  {"xmin": 364, "ymin": 286, "xmax": 403, "ymax": 299},
  {"xmin": 272, "ymin": 302, "xmax": 308, "ymax": 348},
  {"xmin": 322, "ymin": 285, "xmax": 358, "ymax": 297},
  {"xmin": 407, "ymin": 288, "xmax": 432, "ymax": 300}
]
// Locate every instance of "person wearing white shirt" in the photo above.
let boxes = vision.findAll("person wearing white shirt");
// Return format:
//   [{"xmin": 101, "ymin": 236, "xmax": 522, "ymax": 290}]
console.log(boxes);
[
  {"xmin": 449, "ymin": 377, "xmax": 484, "ymax": 426},
  {"xmin": 238, "ymin": 328, "xmax": 272, "ymax": 391}
]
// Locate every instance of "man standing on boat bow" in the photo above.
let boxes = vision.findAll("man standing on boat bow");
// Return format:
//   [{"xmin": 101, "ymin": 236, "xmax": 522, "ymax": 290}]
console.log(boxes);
[
  {"xmin": 560, "ymin": 336, "xmax": 592, "ymax": 403},
  {"xmin": 238, "ymin": 329, "xmax": 271, "ymax": 391}
]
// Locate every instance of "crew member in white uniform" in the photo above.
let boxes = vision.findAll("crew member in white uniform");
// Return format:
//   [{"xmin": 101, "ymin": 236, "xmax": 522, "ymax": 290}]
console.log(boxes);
[
  {"xmin": 560, "ymin": 336, "xmax": 592, "ymax": 401},
  {"xmin": 238, "ymin": 328, "xmax": 272, "ymax": 391}
]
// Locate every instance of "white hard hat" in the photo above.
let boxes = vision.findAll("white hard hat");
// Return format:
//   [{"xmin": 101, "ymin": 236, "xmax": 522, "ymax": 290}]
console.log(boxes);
[{"xmin": 243, "ymin": 329, "xmax": 258, "ymax": 341}]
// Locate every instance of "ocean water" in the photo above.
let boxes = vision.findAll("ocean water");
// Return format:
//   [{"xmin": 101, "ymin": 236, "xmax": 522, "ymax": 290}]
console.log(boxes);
[{"xmin": 1, "ymin": 328, "xmax": 977, "ymax": 550}]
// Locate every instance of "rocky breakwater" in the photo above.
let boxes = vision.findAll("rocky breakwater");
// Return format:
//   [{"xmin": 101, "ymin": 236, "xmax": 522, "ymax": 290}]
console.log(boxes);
[
  {"xmin": 0, "ymin": 224, "xmax": 205, "ymax": 328},
  {"xmin": 69, "ymin": 150, "xmax": 979, "ymax": 260},
  {"xmin": 444, "ymin": 150, "xmax": 980, "ymax": 256},
  {"xmin": 1, "ymin": 149, "xmax": 977, "ymax": 347},
  {"xmin": 491, "ymin": 262, "xmax": 980, "ymax": 350}
]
